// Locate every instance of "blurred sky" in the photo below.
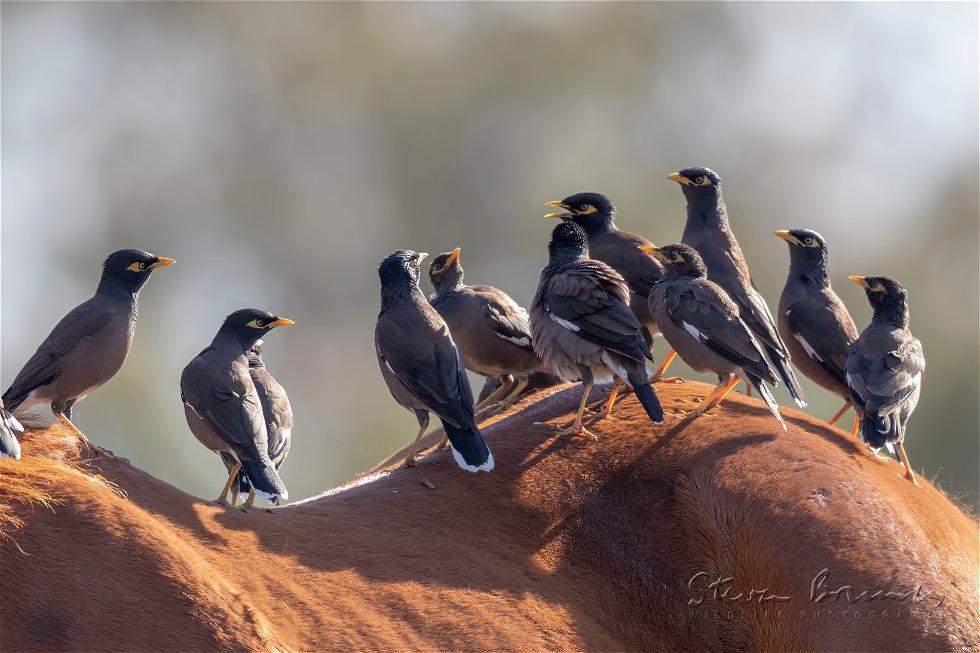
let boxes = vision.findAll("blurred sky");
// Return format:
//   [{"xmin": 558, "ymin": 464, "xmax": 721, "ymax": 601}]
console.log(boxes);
[{"xmin": 2, "ymin": 2, "xmax": 977, "ymax": 508}]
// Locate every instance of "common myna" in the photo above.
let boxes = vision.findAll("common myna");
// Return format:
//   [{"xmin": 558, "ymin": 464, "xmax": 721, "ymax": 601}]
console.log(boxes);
[
  {"xmin": 226, "ymin": 341, "xmax": 293, "ymax": 509},
  {"xmin": 846, "ymin": 276, "xmax": 924, "ymax": 485},
  {"xmin": 428, "ymin": 247, "xmax": 548, "ymax": 413},
  {"xmin": 775, "ymin": 229, "xmax": 860, "ymax": 429},
  {"xmin": 375, "ymin": 250, "xmax": 493, "ymax": 471},
  {"xmin": 643, "ymin": 244, "xmax": 785, "ymax": 429},
  {"xmin": 0, "ymin": 400, "xmax": 23, "ymax": 460},
  {"xmin": 2, "ymin": 249, "xmax": 174, "ymax": 455},
  {"xmin": 544, "ymin": 193, "xmax": 674, "ymax": 378},
  {"xmin": 181, "ymin": 309, "xmax": 293, "ymax": 506},
  {"xmin": 530, "ymin": 222, "xmax": 664, "ymax": 438},
  {"xmin": 667, "ymin": 168, "xmax": 806, "ymax": 407}
]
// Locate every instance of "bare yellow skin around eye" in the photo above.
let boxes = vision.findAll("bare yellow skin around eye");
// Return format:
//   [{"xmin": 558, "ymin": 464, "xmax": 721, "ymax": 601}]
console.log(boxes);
[
  {"xmin": 245, "ymin": 319, "xmax": 266, "ymax": 329},
  {"xmin": 577, "ymin": 205, "xmax": 598, "ymax": 215},
  {"xmin": 126, "ymin": 262, "xmax": 146, "ymax": 272}
]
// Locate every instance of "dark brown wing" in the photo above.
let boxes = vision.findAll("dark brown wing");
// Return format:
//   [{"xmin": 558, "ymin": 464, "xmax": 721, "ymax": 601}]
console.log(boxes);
[
  {"xmin": 544, "ymin": 261, "xmax": 651, "ymax": 363},
  {"xmin": 661, "ymin": 280, "xmax": 777, "ymax": 384},
  {"xmin": 3, "ymin": 300, "xmax": 114, "ymax": 407},
  {"xmin": 784, "ymin": 296, "xmax": 857, "ymax": 383}
]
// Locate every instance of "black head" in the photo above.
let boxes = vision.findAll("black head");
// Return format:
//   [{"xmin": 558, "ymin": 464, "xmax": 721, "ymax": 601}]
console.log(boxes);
[
  {"xmin": 428, "ymin": 247, "xmax": 463, "ymax": 294},
  {"xmin": 544, "ymin": 192, "xmax": 615, "ymax": 236},
  {"xmin": 641, "ymin": 243, "xmax": 707, "ymax": 280},
  {"xmin": 849, "ymin": 275, "xmax": 909, "ymax": 326},
  {"xmin": 666, "ymin": 167, "xmax": 722, "ymax": 198},
  {"xmin": 98, "ymin": 249, "xmax": 175, "ymax": 295},
  {"xmin": 247, "ymin": 341, "xmax": 265, "ymax": 368},
  {"xmin": 379, "ymin": 249, "xmax": 428, "ymax": 291},
  {"xmin": 217, "ymin": 309, "xmax": 295, "ymax": 349},
  {"xmin": 547, "ymin": 221, "xmax": 589, "ymax": 262},
  {"xmin": 775, "ymin": 228, "xmax": 830, "ymax": 275}
]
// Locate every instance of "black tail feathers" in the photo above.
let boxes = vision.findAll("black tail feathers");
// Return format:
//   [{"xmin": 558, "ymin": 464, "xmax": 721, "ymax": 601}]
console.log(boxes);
[
  {"xmin": 627, "ymin": 370, "xmax": 664, "ymax": 425},
  {"xmin": 765, "ymin": 344, "xmax": 807, "ymax": 408},
  {"xmin": 240, "ymin": 458, "xmax": 288, "ymax": 504},
  {"xmin": 441, "ymin": 420, "xmax": 493, "ymax": 472}
]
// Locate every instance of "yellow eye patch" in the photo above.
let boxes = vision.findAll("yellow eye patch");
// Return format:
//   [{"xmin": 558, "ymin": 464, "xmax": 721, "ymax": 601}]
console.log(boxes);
[
  {"xmin": 126, "ymin": 261, "xmax": 147, "ymax": 272},
  {"xmin": 246, "ymin": 319, "xmax": 267, "ymax": 329},
  {"xmin": 577, "ymin": 204, "xmax": 598, "ymax": 215}
]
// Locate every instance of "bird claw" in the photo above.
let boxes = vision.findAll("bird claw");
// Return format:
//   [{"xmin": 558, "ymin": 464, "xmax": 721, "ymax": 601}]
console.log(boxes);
[
  {"xmin": 652, "ymin": 376, "xmax": 686, "ymax": 384},
  {"xmin": 904, "ymin": 470, "xmax": 920, "ymax": 486},
  {"xmin": 555, "ymin": 423, "xmax": 597, "ymax": 441},
  {"xmin": 404, "ymin": 456, "xmax": 419, "ymax": 468}
]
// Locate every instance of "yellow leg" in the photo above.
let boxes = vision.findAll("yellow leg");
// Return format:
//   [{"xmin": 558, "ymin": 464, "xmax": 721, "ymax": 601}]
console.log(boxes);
[
  {"xmin": 54, "ymin": 410, "xmax": 115, "ymax": 458},
  {"xmin": 709, "ymin": 376, "xmax": 742, "ymax": 410},
  {"xmin": 557, "ymin": 380, "xmax": 595, "ymax": 439},
  {"xmin": 475, "ymin": 375, "xmax": 514, "ymax": 413},
  {"xmin": 651, "ymin": 350, "xmax": 684, "ymax": 383},
  {"xmin": 242, "ymin": 488, "xmax": 257, "ymax": 509},
  {"xmin": 493, "ymin": 375, "xmax": 529, "ymax": 412},
  {"xmin": 896, "ymin": 442, "xmax": 919, "ymax": 486},
  {"xmin": 680, "ymin": 376, "xmax": 738, "ymax": 422},
  {"xmin": 593, "ymin": 378, "xmax": 622, "ymax": 420},
  {"xmin": 404, "ymin": 422, "xmax": 427, "ymax": 467},
  {"xmin": 850, "ymin": 414, "xmax": 860, "ymax": 438},
  {"xmin": 435, "ymin": 435, "xmax": 449, "ymax": 451},
  {"xmin": 828, "ymin": 400, "xmax": 851, "ymax": 427},
  {"xmin": 217, "ymin": 463, "xmax": 240, "ymax": 506}
]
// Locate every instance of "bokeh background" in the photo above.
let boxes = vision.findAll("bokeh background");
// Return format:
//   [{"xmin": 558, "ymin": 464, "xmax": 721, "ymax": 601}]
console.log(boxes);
[{"xmin": 2, "ymin": 2, "xmax": 977, "ymax": 509}]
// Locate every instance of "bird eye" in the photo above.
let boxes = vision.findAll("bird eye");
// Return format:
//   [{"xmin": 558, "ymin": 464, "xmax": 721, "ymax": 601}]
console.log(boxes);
[
  {"xmin": 870, "ymin": 282, "xmax": 880, "ymax": 291},
  {"xmin": 580, "ymin": 204, "xmax": 589, "ymax": 211},
  {"xmin": 138, "ymin": 262, "xmax": 147, "ymax": 270},
  {"xmin": 694, "ymin": 176, "xmax": 705, "ymax": 185},
  {"xmin": 256, "ymin": 320, "xmax": 265, "ymax": 327},
  {"xmin": 432, "ymin": 264, "xmax": 442, "ymax": 273},
  {"xmin": 804, "ymin": 238, "xmax": 814, "ymax": 245}
]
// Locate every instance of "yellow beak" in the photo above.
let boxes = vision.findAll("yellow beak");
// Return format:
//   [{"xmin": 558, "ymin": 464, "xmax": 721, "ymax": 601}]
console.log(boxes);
[
  {"xmin": 666, "ymin": 172, "xmax": 691, "ymax": 186},
  {"xmin": 544, "ymin": 200, "xmax": 569, "ymax": 219},
  {"xmin": 638, "ymin": 244, "xmax": 664, "ymax": 261},
  {"xmin": 445, "ymin": 247, "xmax": 461, "ymax": 267},
  {"xmin": 150, "ymin": 257, "xmax": 176, "ymax": 269},
  {"xmin": 848, "ymin": 275, "xmax": 868, "ymax": 288},
  {"xmin": 268, "ymin": 317, "xmax": 295, "ymax": 328},
  {"xmin": 774, "ymin": 230, "xmax": 800, "ymax": 246}
]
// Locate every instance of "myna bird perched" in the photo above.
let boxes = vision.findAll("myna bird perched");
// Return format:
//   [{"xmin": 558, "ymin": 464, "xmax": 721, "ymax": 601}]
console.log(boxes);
[
  {"xmin": 2, "ymin": 249, "xmax": 174, "ymax": 456},
  {"xmin": 667, "ymin": 168, "xmax": 806, "ymax": 408},
  {"xmin": 530, "ymin": 222, "xmax": 664, "ymax": 438},
  {"xmin": 775, "ymin": 229, "xmax": 860, "ymax": 429},
  {"xmin": 428, "ymin": 247, "xmax": 548, "ymax": 413},
  {"xmin": 846, "ymin": 276, "xmax": 924, "ymax": 485},
  {"xmin": 544, "ymin": 193, "xmax": 676, "ymax": 379},
  {"xmin": 643, "ymin": 244, "xmax": 785, "ymax": 429},
  {"xmin": 375, "ymin": 250, "xmax": 493, "ymax": 472},
  {"xmin": 181, "ymin": 309, "xmax": 293, "ymax": 506},
  {"xmin": 1, "ymin": 400, "xmax": 24, "ymax": 460},
  {"xmin": 226, "ymin": 341, "xmax": 293, "ymax": 509}
]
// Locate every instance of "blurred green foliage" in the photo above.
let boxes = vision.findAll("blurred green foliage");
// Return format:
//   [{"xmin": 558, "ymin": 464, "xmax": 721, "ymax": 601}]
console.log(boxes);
[{"xmin": 2, "ymin": 3, "xmax": 977, "ymax": 509}]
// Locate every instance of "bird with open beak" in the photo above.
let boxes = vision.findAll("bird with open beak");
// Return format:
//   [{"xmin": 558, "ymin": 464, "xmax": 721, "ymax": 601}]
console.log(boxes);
[
  {"xmin": 666, "ymin": 167, "xmax": 806, "ymax": 409},
  {"xmin": 375, "ymin": 249, "xmax": 493, "ymax": 472},
  {"xmin": 181, "ymin": 309, "xmax": 294, "ymax": 507},
  {"xmin": 774, "ymin": 229, "xmax": 860, "ymax": 432},
  {"xmin": 2, "ymin": 249, "xmax": 175, "ymax": 458},
  {"xmin": 428, "ymin": 247, "xmax": 550, "ymax": 417},
  {"xmin": 642, "ymin": 243, "xmax": 786, "ymax": 429},
  {"xmin": 845, "ymin": 275, "xmax": 924, "ymax": 485},
  {"xmin": 530, "ymin": 222, "xmax": 664, "ymax": 439},
  {"xmin": 544, "ymin": 193, "xmax": 678, "ymax": 381}
]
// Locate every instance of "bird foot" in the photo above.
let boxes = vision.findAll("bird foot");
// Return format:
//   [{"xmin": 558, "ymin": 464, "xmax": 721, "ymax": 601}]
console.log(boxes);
[
  {"xmin": 554, "ymin": 421, "xmax": 597, "ymax": 441},
  {"xmin": 904, "ymin": 470, "xmax": 920, "ymax": 486},
  {"xmin": 652, "ymin": 375, "xmax": 686, "ymax": 384},
  {"xmin": 872, "ymin": 451, "xmax": 891, "ymax": 463},
  {"xmin": 213, "ymin": 497, "xmax": 231, "ymax": 507},
  {"xmin": 404, "ymin": 456, "xmax": 419, "ymax": 468}
]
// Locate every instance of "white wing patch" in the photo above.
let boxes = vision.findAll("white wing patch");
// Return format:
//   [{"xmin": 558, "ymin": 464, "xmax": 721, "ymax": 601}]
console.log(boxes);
[
  {"xmin": 682, "ymin": 321, "xmax": 708, "ymax": 342},
  {"xmin": 495, "ymin": 332, "xmax": 532, "ymax": 347},
  {"xmin": 548, "ymin": 311, "xmax": 580, "ymax": 332},
  {"xmin": 793, "ymin": 332, "xmax": 824, "ymax": 361}
]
